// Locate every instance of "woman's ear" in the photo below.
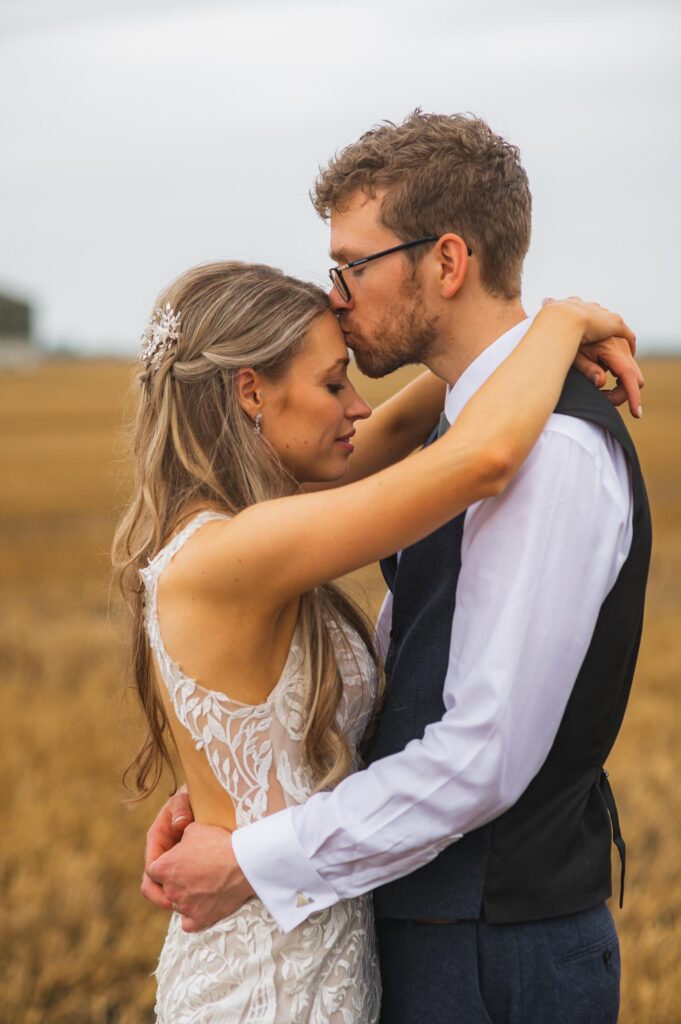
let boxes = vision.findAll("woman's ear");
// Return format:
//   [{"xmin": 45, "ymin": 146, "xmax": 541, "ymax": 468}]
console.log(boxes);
[{"xmin": 235, "ymin": 368, "xmax": 265, "ymax": 420}]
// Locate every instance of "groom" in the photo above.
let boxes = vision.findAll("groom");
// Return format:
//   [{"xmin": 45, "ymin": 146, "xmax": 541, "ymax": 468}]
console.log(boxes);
[{"xmin": 144, "ymin": 112, "xmax": 651, "ymax": 1022}]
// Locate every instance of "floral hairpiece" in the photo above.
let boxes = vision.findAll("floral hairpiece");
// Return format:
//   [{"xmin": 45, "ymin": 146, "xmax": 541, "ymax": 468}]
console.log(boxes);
[{"xmin": 140, "ymin": 302, "xmax": 182, "ymax": 373}]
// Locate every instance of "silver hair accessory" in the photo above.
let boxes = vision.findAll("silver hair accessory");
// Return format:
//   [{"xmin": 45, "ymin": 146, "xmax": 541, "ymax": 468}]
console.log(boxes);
[
  {"xmin": 253, "ymin": 412, "xmax": 263, "ymax": 434},
  {"xmin": 140, "ymin": 302, "xmax": 182, "ymax": 373}
]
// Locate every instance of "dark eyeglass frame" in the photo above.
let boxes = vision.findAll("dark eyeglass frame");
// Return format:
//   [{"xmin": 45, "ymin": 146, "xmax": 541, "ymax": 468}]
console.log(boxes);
[{"xmin": 328, "ymin": 235, "xmax": 473, "ymax": 302}]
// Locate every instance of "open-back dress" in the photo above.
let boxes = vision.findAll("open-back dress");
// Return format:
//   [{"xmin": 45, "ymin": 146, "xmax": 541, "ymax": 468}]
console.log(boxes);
[{"xmin": 140, "ymin": 510, "xmax": 381, "ymax": 1023}]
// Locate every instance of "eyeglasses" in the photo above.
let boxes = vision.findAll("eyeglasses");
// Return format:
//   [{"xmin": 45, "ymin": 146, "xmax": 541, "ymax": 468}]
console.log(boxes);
[{"xmin": 328, "ymin": 235, "xmax": 473, "ymax": 303}]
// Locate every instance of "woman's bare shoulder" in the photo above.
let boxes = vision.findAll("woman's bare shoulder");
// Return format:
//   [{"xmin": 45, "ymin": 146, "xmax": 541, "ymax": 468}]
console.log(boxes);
[{"xmin": 158, "ymin": 509, "xmax": 271, "ymax": 606}]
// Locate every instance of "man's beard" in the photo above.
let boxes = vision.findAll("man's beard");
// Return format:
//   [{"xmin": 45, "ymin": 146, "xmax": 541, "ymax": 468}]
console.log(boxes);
[{"xmin": 341, "ymin": 288, "xmax": 440, "ymax": 379}]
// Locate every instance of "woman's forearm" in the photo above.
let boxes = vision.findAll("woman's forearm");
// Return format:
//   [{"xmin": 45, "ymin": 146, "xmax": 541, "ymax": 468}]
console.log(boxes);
[
  {"xmin": 207, "ymin": 300, "xmax": 630, "ymax": 603},
  {"xmin": 450, "ymin": 303, "xmax": 587, "ymax": 488}
]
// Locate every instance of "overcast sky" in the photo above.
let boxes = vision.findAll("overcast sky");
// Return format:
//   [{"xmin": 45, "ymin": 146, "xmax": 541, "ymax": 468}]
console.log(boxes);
[{"xmin": 1, "ymin": 0, "xmax": 679, "ymax": 354}]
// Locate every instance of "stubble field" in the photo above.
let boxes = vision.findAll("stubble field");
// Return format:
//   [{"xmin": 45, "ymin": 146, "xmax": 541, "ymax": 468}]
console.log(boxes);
[{"xmin": 0, "ymin": 357, "xmax": 679, "ymax": 1023}]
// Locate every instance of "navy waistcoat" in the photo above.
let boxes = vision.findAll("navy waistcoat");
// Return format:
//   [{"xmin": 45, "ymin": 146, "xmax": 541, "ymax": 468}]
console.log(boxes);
[{"xmin": 365, "ymin": 369, "xmax": 651, "ymax": 924}]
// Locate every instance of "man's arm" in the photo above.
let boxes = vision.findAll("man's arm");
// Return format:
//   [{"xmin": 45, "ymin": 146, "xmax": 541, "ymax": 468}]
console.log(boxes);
[
  {"xmin": 230, "ymin": 417, "xmax": 633, "ymax": 931},
  {"xmin": 142, "ymin": 592, "xmax": 394, "ymax": 927},
  {"xmin": 148, "ymin": 417, "xmax": 632, "ymax": 933}
]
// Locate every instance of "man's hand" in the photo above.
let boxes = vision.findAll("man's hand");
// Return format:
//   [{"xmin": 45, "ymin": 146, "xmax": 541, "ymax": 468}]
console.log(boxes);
[
  {"xmin": 141, "ymin": 786, "xmax": 195, "ymax": 911},
  {"xmin": 147, "ymin": 822, "xmax": 255, "ymax": 933}
]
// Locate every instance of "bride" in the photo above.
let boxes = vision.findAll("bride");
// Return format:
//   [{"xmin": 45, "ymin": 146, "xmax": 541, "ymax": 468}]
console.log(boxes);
[{"xmin": 113, "ymin": 259, "xmax": 635, "ymax": 1023}]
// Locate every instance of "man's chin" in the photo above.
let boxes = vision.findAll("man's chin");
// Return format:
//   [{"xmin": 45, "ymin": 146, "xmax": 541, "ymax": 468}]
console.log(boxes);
[
  {"xmin": 349, "ymin": 343, "xmax": 399, "ymax": 379},
  {"xmin": 355, "ymin": 363, "xmax": 389, "ymax": 380},
  {"xmin": 353, "ymin": 349, "xmax": 416, "ymax": 379}
]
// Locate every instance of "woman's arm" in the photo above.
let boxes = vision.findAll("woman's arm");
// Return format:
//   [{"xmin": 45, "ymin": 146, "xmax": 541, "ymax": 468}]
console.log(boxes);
[
  {"xmin": 308, "ymin": 320, "xmax": 643, "ymax": 494},
  {"xmin": 197, "ymin": 301, "xmax": 634, "ymax": 606}
]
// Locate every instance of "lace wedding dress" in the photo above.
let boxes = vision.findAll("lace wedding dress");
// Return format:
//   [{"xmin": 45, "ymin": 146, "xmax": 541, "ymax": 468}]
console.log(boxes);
[{"xmin": 140, "ymin": 511, "xmax": 381, "ymax": 1024}]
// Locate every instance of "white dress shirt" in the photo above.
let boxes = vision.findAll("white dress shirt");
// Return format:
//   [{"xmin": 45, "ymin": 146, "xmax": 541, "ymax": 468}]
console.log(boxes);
[{"xmin": 232, "ymin": 317, "xmax": 634, "ymax": 933}]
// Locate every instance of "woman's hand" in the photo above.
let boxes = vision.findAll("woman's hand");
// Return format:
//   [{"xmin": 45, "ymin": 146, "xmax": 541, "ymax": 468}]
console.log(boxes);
[
  {"xmin": 141, "ymin": 786, "xmax": 195, "ymax": 911},
  {"xmin": 576, "ymin": 336, "xmax": 644, "ymax": 417},
  {"xmin": 542, "ymin": 297, "xmax": 643, "ymax": 418}
]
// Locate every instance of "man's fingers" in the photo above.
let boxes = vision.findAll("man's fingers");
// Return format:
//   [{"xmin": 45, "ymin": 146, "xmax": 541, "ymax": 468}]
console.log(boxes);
[
  {"xmin": 181, "ymin": 914, "xmax": 203, "ymax": 934},
  {"xmin": 145, "ymin": 824, "xmax": 175, "ymax": 872},
  {"xmin": 140, "ymin": 870, "xmax": 173, "ymax": 911},
  {"xmin": 146, "ymin": 850, "xmax": 170, "ymax": 885},
  {"xmin": 145, "ymin": 826, "xmax": 173, "ymax": 871},
  {"xmin": 180, "ymin": 911, "xmax": 216, "ymax": 934}
]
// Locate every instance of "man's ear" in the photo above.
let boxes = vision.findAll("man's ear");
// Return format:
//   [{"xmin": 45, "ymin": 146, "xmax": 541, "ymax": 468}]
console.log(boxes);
[
  {"xmin": 433, "ymin": 233, "xmax": 471, "ymax": 299},
  {"xmin": 235, "ymin": 368, "xmax": 265, "ymax": 420}
]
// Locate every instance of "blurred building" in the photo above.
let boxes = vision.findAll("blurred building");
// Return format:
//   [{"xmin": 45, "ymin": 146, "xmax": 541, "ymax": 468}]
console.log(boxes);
[
  {"xmin": 0, "ymin": 290, "xmax": 38, "ymax": 368},
  {"xmin": 0, "ymin": 292, "xmax": 31, "ymax": 344}
]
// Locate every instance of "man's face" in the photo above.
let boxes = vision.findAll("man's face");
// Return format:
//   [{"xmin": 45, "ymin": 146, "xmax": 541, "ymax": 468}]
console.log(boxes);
[{"xmin": 328, "ymin": 190, "xmax": 440, "ymax": 378}]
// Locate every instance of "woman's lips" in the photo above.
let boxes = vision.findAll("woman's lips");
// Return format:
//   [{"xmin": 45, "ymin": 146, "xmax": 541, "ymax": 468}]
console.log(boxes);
[{"xmin": 335, "ymin": 432, "xmax": 355, "ymax": 453}]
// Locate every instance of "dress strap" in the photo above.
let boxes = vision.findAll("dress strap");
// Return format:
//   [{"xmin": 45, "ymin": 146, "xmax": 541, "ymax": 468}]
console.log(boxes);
[{"xmin": 141, "ymin": 510, "xmax": 231, "ymax": 584}]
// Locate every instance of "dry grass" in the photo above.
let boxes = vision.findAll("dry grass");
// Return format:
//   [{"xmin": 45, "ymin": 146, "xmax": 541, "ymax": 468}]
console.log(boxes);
[{"xmin": 0, "ymin": 357, "xmax": 679, "ymax": 1023}]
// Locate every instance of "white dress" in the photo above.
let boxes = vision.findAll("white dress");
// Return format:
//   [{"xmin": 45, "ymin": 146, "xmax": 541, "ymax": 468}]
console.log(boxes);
[{"xmin": 140, "ymin": 511, "xmax": 381, "ymax": 1024}]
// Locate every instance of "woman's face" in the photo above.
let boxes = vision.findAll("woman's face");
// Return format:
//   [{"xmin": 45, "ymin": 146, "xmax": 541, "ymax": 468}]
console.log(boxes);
[{"xmin": 260, "ymin": 311, "xmax": 372, "ymax": 483}]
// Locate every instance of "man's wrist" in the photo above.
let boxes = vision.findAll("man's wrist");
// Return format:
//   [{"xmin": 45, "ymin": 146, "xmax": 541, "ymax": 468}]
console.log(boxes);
[
  {"xmin": 231, "ymin": 853, "xmax": 256, "ymax": 902},
  {"xmin": 232, "ymin": 808, "xmax": 339, "ymax": 933}
]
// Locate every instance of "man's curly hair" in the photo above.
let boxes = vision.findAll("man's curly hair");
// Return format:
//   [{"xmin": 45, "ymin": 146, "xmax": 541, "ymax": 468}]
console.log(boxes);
[{"xmin": 312, "ymin": 110, "xmax": 532, "ymax": 300}]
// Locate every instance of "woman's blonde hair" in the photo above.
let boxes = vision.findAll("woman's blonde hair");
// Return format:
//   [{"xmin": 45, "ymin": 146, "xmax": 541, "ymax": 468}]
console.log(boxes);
[{"xmin": 113, "ymin": 261, "xmax": 381, "ymax": 799}]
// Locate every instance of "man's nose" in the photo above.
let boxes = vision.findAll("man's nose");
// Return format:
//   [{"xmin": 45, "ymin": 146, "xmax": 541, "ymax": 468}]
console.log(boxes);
[{"xmin": 328, "ymin": 284, "xmax": 352, "ymax": 312}]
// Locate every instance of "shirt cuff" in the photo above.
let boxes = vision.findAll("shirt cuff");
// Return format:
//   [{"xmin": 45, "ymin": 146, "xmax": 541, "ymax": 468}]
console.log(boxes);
[{"xmin": 231, "ymin": 807, "xmax": 340, "ymax": 933}]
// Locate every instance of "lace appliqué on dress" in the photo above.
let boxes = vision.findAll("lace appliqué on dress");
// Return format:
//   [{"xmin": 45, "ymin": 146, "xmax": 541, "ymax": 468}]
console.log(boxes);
[{"xmin": 141, "ymin": 511, "xmax": 381, "ymax": 1023}]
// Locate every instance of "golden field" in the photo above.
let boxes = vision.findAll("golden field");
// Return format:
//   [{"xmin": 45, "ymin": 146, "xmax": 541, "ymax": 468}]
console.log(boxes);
[{"xmin": 1, "ymin": 357, "xmax": 680, "ymax": 1023}]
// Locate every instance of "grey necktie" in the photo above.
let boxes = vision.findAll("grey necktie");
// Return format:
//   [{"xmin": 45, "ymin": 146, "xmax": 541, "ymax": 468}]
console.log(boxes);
[{"xmin": 437, "ymin": 411, "xmax": 450, "ymax": 439}]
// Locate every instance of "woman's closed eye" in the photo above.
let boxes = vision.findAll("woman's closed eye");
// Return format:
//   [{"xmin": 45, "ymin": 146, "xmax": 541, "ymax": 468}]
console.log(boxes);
[{"xmin": 326, "ymin": 383, "xmax": 345, "ymax": 394}]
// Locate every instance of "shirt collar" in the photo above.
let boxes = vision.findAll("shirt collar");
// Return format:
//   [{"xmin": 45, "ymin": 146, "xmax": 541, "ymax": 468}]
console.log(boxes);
[{"xmin": 443, "ymin": 316, "xmax": 535, "ymax": 428}]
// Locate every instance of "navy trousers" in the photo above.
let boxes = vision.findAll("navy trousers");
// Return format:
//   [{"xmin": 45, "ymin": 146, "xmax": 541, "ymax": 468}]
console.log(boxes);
[{"xmin": 376, "ymin": 903, "xmax": 620, "ymax": 1024}]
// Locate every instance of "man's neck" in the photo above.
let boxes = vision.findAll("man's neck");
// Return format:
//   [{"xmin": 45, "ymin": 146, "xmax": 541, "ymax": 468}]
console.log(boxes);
[{"xmin": 427, "ymin": 297, "xmax": 528, "ymax": 386}]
